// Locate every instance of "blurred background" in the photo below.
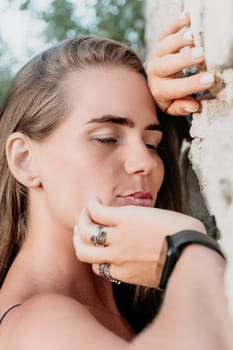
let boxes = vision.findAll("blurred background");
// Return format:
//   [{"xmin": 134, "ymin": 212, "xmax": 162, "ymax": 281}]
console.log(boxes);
[{"xmin": 0, "ymin": 0, "xmax": 145, "ymax": 104}]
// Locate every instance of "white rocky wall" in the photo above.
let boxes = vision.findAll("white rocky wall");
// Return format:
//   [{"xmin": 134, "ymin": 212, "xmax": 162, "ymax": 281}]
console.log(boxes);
[{"xmin": 145, "ymin": 0, "xmax": 233, "ymax": 316}]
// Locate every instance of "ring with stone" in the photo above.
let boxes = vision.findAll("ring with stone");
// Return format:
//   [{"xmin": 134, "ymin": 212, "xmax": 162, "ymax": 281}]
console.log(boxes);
[
  {"xmin": 98, "ymin": 263, "xmax": 121, "ymax": 284},
  {"xmin": 90, "ymin": 225, "xmax": 107, "ymax": 247}
]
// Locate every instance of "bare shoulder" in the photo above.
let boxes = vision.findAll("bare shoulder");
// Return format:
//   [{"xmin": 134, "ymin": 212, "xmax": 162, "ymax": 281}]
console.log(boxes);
[{"xmin": 0, "ymin": 293, "xmax": 127, "ymax": 350}]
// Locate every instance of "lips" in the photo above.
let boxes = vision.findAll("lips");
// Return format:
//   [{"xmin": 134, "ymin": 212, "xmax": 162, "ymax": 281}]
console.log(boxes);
[
  {"xmin": 123, "ymin": 191, "xmax": 152, "ymax": 199},
  {"xmin": 117, "ymin": 191, "xmax": 153, "ymax": 207}
]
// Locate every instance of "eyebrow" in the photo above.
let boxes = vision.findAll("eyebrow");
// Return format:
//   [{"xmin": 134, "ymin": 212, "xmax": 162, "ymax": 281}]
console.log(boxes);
[{"xmin": 84, "ymin": 114, "xmax": 163, "ymax": 132}]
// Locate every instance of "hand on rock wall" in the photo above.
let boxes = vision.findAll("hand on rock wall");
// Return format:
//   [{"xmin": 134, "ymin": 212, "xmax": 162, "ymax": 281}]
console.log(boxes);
[{"xmin": 146, "ymin": 12, "xmax": 215, "ymax": 116}]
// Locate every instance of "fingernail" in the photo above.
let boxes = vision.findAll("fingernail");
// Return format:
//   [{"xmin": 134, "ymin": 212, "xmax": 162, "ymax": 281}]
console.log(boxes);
[
  {"xmin": 183, "ymin": 29, "xmax": 193, "ymax": 41},
  {"xmin": 184, "ymin": 107, "xmax": 198, "ymax": 113},
  {"xmin": 200, "ymin": 73, "xmax": 215, "ymax": 84},
  {"xmin": 191, "ymin": 47, "xmax": 204, "ymax": 59},
  {"xmin": 143, "ymin": 60, "xmax": 147, "ymax": 69},
  {"xmin": 179, "ymin": 11, "xmax": 186, "ymax": 20},
  {"xmin": 73, "ymin": 226, "xmax": 79, "ymax": 249},
  {"xmin": 74, "ymin": 224, "xmax": 78, "ymax": 236}
]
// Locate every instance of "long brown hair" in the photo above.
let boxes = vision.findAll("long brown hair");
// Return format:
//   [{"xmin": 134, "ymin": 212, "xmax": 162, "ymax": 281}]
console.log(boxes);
[{"xmin": 0, "ymin": 36, "xmax": 182, "ymax": 332}]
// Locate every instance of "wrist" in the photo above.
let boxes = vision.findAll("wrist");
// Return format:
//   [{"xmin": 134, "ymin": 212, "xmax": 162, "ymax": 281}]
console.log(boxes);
[
  {"xmin": 159, "ymin": 245, "xmax": 229, "ymax": 350},
  {"xmin": 167, "ymin": 243, "xmax": 225, "ymax": 294},
  {"xmin": 168, "ymin": 245, "xmax": 227, "ymax": 331},
  {"xmin": 156, "ymin": 230, "xmax": 225, "ymax": 290},
  {"xmin": 182, "ymin": 217, "xmax": 207, "ymax": 235}
]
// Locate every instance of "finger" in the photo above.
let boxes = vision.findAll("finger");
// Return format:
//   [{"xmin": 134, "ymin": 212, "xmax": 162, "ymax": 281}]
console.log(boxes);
[
  {"xmin": 92, "ymin": 263, "xmax": 122, "ymax": 283},
  {"xmin": 147, "ymin": 47, "xmax": 205, "ymax": 78},
  {"xmin": 150, "ymin": 72, "xmax": 215, "ymax": 102},
  {"xmin": 156, "ymin": 11, "xmax": 190, "ymax": 42},
  {"xmin": 78, "ymin": 207, "xmax": 95, "ymax": 241},
  {"xmin": 93, "ymin": 263, "xmax": 156, "ymax": 287},
  {"xmin": 73, "ymin": 232, "xmax": 114, "ymax": 264},
  {"xmin": 76, "ymin": 207, "xmax": 112, "ymax": 246},
  {"xmin": 88, "ymin": 197, "xmax": 123, "ymax": 226},
  {"xmin": 165, "ymin": 98, "xmax": 201, "ymax": 116},
  {"xmin": 151, "ymin": 27, "xmax": 194, "ymax": 58},
  {"xmin": 93, "ymin": 263, "xmax": 131, "ymax": 286}
]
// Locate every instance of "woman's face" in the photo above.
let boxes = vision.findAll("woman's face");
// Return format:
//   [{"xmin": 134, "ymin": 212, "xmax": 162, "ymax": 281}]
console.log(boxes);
[{"xmin": 35, "ymin": 66, "xmax": 164, "ymax": 228}]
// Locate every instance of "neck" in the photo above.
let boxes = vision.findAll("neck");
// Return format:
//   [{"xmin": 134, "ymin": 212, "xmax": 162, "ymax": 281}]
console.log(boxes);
[{"xmin": 2, "ymin": 216, "xmax": 119, "ymax": 317}]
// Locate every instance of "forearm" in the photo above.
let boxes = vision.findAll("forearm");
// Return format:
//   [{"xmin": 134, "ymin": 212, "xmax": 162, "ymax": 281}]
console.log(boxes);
[{"xmin": 130, "ymin": 246, "xmax": 232, "ymax": 350}]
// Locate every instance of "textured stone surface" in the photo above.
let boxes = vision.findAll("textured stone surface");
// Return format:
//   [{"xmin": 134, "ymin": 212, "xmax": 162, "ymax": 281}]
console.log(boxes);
[
  {"xmin": 190, "ymin": 111, "xmax": 233, "ymax": 315},
  {"xmin": 145, "ymin": 0, "xmax": 182, "ymax": 53},
  {"xmin": 187, "ymin": 1, "xmax": 233, "ymax": 314},
  {"xmin": 145, "ymin": 0, "xmax": 233, "ymax": 317},
  {"xmin": 185, "ymin": 0, "xmax": 233, "ymax": 69}
]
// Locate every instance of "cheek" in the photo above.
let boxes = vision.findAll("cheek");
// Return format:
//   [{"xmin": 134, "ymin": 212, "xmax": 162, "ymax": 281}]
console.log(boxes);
[
  {"xmin": 153, "ymin": 157, "xmax": 165, "ymax": 190},
  {"xmin": 39, "ymin": 146, "xmax": 117, "ymax": 225}
]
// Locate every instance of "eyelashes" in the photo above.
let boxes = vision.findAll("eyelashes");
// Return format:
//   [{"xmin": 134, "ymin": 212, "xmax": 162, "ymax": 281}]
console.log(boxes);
[
  {"xmin": 95, "ymin": 137, "xmax": 117, "ymax": 144},
  {"xmin": 145, "ymin": 143, "xmax": 158, "ymax": 151},
  {"xmin": 94, "ymin": 137, "xmax": 160, "ymax": 152}
]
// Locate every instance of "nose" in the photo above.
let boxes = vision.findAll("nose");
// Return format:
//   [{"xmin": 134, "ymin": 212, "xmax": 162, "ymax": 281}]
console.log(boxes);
[{"xmin": 124, "ymin": 141, "xmax": 159, "ymax": 176}]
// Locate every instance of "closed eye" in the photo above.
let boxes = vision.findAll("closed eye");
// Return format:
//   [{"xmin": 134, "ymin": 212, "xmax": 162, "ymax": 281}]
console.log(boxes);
[
  {"xmin": 146, "ymin": 143, "xmax": 158, "ymax": 151},
  {"xmin": 144, "ymin": 131, "xmax": 162, "ymax": 153},
  {"xmin": 94, "ymin": 137, "xmax": 117, "ymax": 144}
]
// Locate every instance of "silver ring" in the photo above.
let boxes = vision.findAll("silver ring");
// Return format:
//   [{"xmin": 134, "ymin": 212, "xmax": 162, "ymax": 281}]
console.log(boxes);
[
  {"xmin": 98, "ymin": 263, "xmax": 121, "ymax": 284},
  {"xmin": 90, "ymin": 225, "xmax": 107, "ymax": 247}
]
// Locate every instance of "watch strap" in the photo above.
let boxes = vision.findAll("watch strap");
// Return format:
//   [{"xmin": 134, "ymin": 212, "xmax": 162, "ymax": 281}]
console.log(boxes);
[
  {"xmin": 158, "ymin": 230, "xmax": 225, "ymax": 290},
  {"xmin": 169, "ymin": 230, "xmax": 225, "ymax": 259}
]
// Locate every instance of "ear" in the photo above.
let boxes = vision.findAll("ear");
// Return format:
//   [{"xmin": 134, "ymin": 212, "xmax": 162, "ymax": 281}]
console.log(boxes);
[{"xmin": 6, "ymin": 132, "xmax": 41, "ymax": 188}]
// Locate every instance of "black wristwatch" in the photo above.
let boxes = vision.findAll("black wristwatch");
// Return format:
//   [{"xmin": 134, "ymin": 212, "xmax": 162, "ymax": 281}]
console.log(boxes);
[{"xmin": 156, "ymin": 230, "xmax": 225, "ymax": 290}]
